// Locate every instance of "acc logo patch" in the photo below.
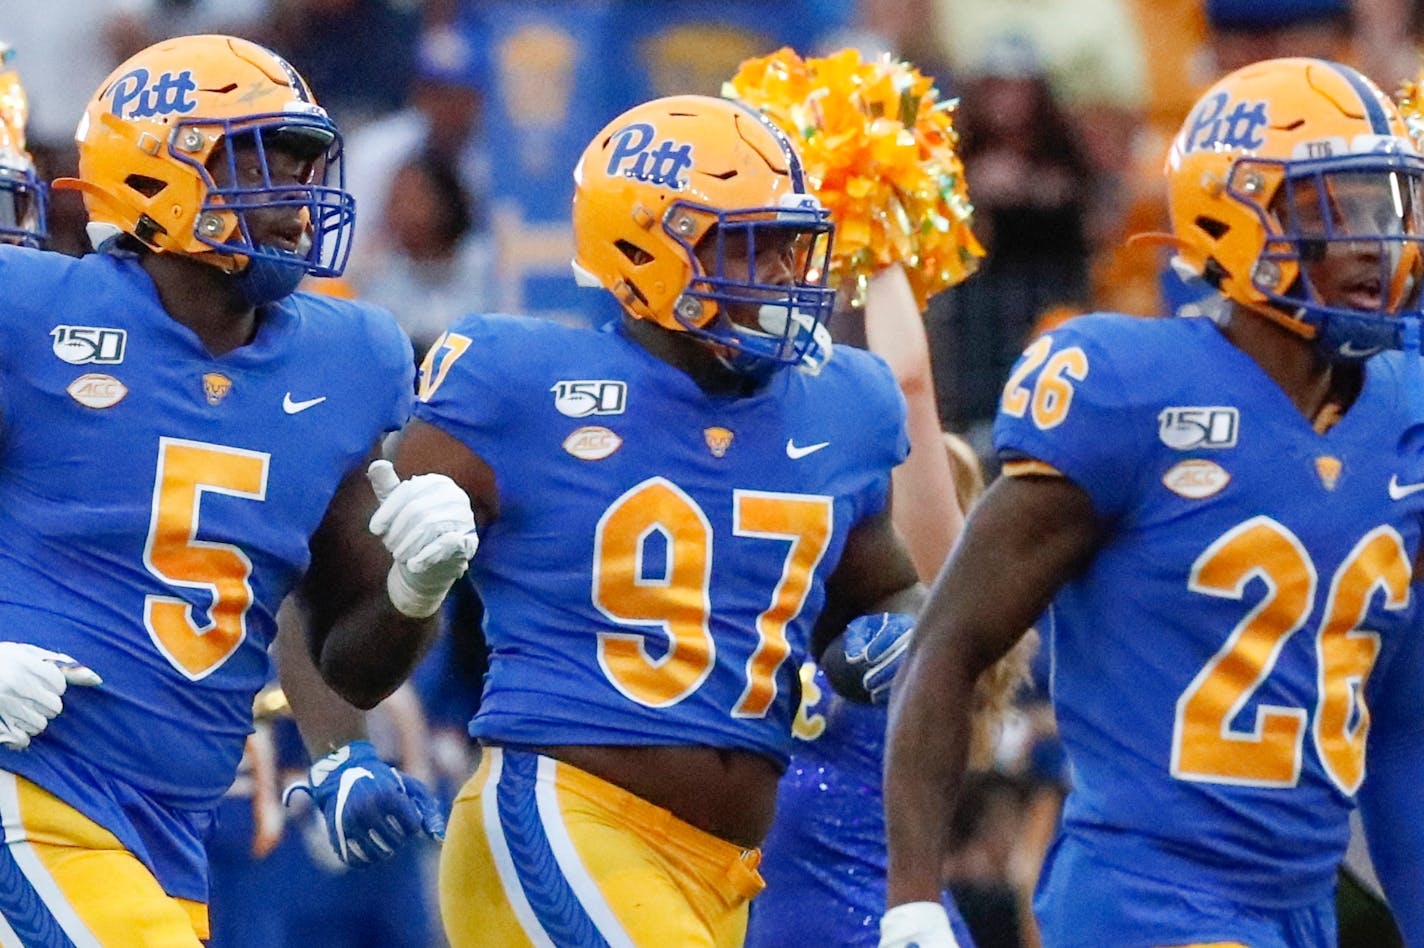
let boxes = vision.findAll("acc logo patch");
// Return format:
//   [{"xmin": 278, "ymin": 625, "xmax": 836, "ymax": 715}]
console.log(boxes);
[
  {"xmin": 52, "ymin": 325, "xmax": 127, "ymax": 365},
  {"xmin": 1163, "ymin": 459, "xmax": 1231, "ymax": 499},
  {"xmin": 551, "ymin": 379, "xmax": 627, "ymax": 418},
  {"xmin": 562, "ymin": 425, "xmax": 622, "ymax": 461},
  {"xmin": 1158, "ymin": 406, "xmax": 1238, "ymax": 450},
  {"xmin": 67, "ymin": 373, "xmax": 127, "ymax": 409}
]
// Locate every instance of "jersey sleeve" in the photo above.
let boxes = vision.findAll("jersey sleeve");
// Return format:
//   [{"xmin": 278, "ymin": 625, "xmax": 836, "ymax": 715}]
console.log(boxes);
[
  {"xmin": 1359, "ymin": 596, "xmax": 1424, "ymax": 940},
  {"xmin": 836, "ymin": 347, "xmax": 910, "ymax": 521},
  {"xmin": 359, "ymin": 300, "xmax": 415, "ymax": 435},
  {"xmin": 411, "ymin": 314, "xmax": 519, "ymax": 463},
  {"xmin": 992, "ymin": 319, "xmax": 1149, "ymax": 520}
]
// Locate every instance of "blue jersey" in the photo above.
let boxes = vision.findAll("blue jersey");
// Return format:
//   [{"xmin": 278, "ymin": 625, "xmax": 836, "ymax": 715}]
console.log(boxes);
[
  {"xmin": 995, "ymin": 313, "xmax": 1424, "ymax": 910},
  {"xmin": 747, "ymin": 664, "xmax": 975, "ymax": 948},
  {"xmin": 412, "ymin": 313, "xmax": 907, "ymax": 766},
  {"xmin": 0, "ymin": 246, "xmax": 412, "ymax": 901}
]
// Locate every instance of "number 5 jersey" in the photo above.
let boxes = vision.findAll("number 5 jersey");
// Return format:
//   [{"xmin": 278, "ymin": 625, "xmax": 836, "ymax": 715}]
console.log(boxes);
[{"xmin": 0, "ymin": 245, "xmax": 413, "ymax": 903}]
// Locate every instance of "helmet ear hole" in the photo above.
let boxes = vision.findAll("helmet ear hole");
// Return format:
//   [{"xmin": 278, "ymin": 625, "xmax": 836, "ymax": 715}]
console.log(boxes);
[
  {"xmin": 615, "ymin": 239, "xmax": 653, "ymax": 266},
  {"xmin": 125, "ymin": 174, "xmax": 166, "ymax": 198},
  {"xmin": 1195, "ymin": 216, "xmax": 1229, "ymax": 240}
]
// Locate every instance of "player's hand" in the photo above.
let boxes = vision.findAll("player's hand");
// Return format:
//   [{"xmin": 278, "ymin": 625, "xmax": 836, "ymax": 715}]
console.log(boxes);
[
  {"xmin": 0, "ymin": 643, "xmax": 102, "ymax": 751},
  {"xmin": 283, "ymin": 741, "xmax": 446, "ymax": 867},
  {"xmin": 879, "ymin": 902, "xmax": 961, "ymax": 948},
  {"xmin": 843, "ymin": 612, "xmax": 914, "ymax": 704},
  {"xmin": 367, "ymin": 460, "xmax": 479, "ymax": 619}
]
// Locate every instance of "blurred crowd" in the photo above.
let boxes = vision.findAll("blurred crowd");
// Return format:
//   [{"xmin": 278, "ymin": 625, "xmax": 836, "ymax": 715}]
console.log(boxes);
[{"xmin": 5, "ymin": 1, "xmax": 1418, "ymax": 945}]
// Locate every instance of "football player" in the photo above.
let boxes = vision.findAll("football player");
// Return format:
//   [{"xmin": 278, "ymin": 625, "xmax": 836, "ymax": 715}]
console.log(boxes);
[
  {"xmin": 0, "ymin": 40, "xmax": 46, "ymax": 248},
  {"xmin": 882, "ymin": 57, "xmax": 1424, "ymax": 948},
  {"xmin": 374, "ymin": 93, "xmax": 925, "ymax": 947},
  {"xmin": 0, "ymin": 34, "xmax": 475, "ymax": 945}
]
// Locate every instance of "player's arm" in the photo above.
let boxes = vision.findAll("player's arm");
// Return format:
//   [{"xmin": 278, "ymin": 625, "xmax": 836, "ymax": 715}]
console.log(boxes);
[
  {"xmin": 863, "ymin": 264, "xmax": 964, "ymax": 579},
  {"xmin": 883, "ymin": 471, "xmax": 1103, "ymax": 909},
  {"xmin": 1358, "ymin": 578, "xmax": 1424, "ymax": 943},
  {"xmin": 812, "ymin": 498, "xmax": 925, "ymax": 703},
  {"xmin": 295, "ymin": 448, "xmax": 444, "ymax": 709},
  {"xmin": 277, "ymin": 588, "xmax": 447, "ymax": 866},
  {"xmin": 386, "ymin": 417, "xmax": 500, "ymax": 529}
]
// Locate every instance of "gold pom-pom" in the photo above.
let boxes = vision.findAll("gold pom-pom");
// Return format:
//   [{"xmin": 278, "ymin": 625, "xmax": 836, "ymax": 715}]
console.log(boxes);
[
  {"xmin": 725, "ymin": 46, "xmax": 983, "ymax": 310},
  {"xmin": 1397, "ymin": 68, "xmax": 1424, "ymax": 151}
]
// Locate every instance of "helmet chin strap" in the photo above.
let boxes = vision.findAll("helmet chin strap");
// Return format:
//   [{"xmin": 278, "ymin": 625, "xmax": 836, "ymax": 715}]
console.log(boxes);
[
  {"xmin": 755, "ymin": 304, "xmax": 833, "ymax": 375},
  {"xmin": 234, "ymin": 248, "xmax": 307, "ymax": 306}
]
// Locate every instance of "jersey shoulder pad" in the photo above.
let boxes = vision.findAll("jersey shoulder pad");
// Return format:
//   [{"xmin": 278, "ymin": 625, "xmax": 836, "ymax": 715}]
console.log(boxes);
[
  {"xmin": 818, "ymin": 345, "xmax": 909, "ymax": 465},
  {"xmin": 287, "ymin": 292, "xmax": 414, "ymax": 429},
  {"xmin": 993, "ymin": 313, "xmax": 1194, "ymax": 516}
]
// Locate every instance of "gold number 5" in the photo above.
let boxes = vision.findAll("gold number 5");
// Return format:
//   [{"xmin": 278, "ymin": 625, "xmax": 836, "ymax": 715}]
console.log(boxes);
[{"xmin": 143, "ymin": 438, "xmax": 269, "ymax": 680}]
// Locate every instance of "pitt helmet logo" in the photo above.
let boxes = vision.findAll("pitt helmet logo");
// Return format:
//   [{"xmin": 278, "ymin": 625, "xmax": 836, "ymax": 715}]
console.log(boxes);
[
  {"xmin": 605, "ymin": 122, "xmax": 693, "ymax": 189},
  {"xmin": 202, "ymin": 373, "xmax": 233, "ymax": 405},
  {"xmin": 106, "ymin": 67, "xmax": 198, "ymax": 119},
  {"xmin": 1181, "ymin": 92, "xmax": 1268, "ymax": 153},
  {"xmin": 703, "ymin": 427, "xmax": 733, "ymax": 458}
]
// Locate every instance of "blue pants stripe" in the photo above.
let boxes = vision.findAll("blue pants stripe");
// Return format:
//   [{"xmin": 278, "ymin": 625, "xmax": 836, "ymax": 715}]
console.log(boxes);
[
  {"xmin": 496, "ymin": 750, "xmax": 612, "ymax": 948},
  {"xmin": 0, "ymin": 840, "xmax": 79, "ymax": 948}
]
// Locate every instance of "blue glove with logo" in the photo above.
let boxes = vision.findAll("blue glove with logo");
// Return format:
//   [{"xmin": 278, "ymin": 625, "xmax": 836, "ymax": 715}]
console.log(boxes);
[
  {"xmin": 843, "ymin": 612, "xmax": 915, "ymax": 705},
  {"xmin": 283, "ymin": 741, "xmax": 446, "ymax": 867}
]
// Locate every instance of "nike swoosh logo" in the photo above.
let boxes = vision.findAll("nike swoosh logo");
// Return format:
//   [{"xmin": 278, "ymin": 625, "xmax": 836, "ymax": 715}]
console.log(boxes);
[
  {"xmin": 786, "ymin": 438, "xmax": 830, "ymax": 459},
  {"xmin": 1338, "ymin": 340, "xmax": 1383, "ymax": 359},
  {"xmin": 334, "ymin": 766, "xmax": 375, "ymax": 861},
  {"xmin": 283, "ymin": 393, "xmax": 327, "ymax": 414},
  {"xmin": 1388, "ymin": 475, "xmax": 1424, "ymax": 500}
]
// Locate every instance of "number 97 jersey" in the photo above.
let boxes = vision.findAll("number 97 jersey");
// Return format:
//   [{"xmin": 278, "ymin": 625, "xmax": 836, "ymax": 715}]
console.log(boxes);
[
  {"xmin": 994, "ymin": 312, "xmax": 1424, "ymax": 910},
  {"xmin": 412, "ymin": 313, "xmax": 908, "ymax": 767}
]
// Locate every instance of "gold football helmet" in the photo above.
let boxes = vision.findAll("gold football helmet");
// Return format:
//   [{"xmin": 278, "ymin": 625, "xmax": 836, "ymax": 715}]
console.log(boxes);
[{"xmin": 1168, "ymin": 57, "xmax": 1424, "ymax": 359}]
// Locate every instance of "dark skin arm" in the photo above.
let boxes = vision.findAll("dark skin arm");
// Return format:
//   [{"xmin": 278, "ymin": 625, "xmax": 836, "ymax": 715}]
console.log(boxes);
[
  {"xmin": 812, "ymin": 496, "xmax": 926, "ymax": 702},
  {"xmin": 883, "ymin": 473, "xmax": 1105, "ymax": 904},
  {"xmin": 388, "ymin": 419, "xmax": 500, "ymax": 529},
  {"xmin": 293, "ymin": 444, "xmax": 441, "ymax": 710}
]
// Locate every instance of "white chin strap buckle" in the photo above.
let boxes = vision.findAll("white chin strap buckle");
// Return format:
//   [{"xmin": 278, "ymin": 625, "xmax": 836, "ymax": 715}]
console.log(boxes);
[{"xmin": 757, "ymin": 305, "xmax": 832, "ymax": 375}]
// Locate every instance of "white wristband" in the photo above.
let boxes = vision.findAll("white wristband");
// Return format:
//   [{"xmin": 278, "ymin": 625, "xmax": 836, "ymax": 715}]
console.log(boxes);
[
  {"xmin": 879, "ymin": 901, "xmax": 959, "ymax": 948},
  {"xmin": 385, "ymin": 563, "xmax": 453, "ymax": 619}
]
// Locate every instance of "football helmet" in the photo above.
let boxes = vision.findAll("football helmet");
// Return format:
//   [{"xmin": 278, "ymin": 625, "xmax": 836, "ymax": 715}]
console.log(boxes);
[
  {"xmin": 571, "ymin": 94, "xmax": 835, "ymax": 375},
  {"xmin": 56, "ymin": 35, "xmax": 354, "ymax": 285},
  {"xmin": 1167, "ymin": 57, "xmax": 1424, "ymax": 359},
  {"xmin": 0, "ymin": 43, "xmax": 47, "ymax": 248}
]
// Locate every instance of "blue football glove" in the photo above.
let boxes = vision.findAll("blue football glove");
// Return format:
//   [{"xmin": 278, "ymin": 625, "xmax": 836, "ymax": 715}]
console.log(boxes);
[
  {"xmin": 843, "ymin": 612, "xmax": 915, "ymax": 704},
  {"xmin": 283, "ymin": 741, "xmax": 446, "ymax": 867}
]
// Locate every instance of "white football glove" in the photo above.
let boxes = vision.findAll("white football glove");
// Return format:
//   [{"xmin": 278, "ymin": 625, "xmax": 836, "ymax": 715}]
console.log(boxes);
[
  {"xmin": 879, "ymin": 902, "xmax": 961, "ymax": 948},
  {"xmin": 367, "ymin": 460, "xmax": 479, "ymax": 619},
  {"xmin": 0, "ymin": 643, "xmax": 102, "ymax": 750}
]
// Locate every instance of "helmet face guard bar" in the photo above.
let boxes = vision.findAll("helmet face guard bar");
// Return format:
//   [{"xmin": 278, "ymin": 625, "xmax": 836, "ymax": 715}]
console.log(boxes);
[
  {"xmin": 671, "ymin": 199, "xmax": 836, "ymax": 370},
  {"xmin": 0, "ymin": 161, "xmax": 46, "ymax": 248},
  {"xmin": 172, "ymin": 111, "xmax": 356, "ymax": 277}
]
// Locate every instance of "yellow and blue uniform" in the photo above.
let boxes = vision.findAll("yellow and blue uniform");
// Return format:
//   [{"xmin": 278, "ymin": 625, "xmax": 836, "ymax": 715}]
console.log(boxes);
[
  {"xmin": 413, "ymin": 312, "xmax": 907, "ymax": 946},
  {"xmin": 0, "ymin": 245, "xmax": 412, "ymax": 945},
  {"xmin": 997, "ymin": 312, "xmax": 1424, "ymax": 946},
  {"xmin": 746, "ymin": 663, "xmax": 976, "ymax": 948}
]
